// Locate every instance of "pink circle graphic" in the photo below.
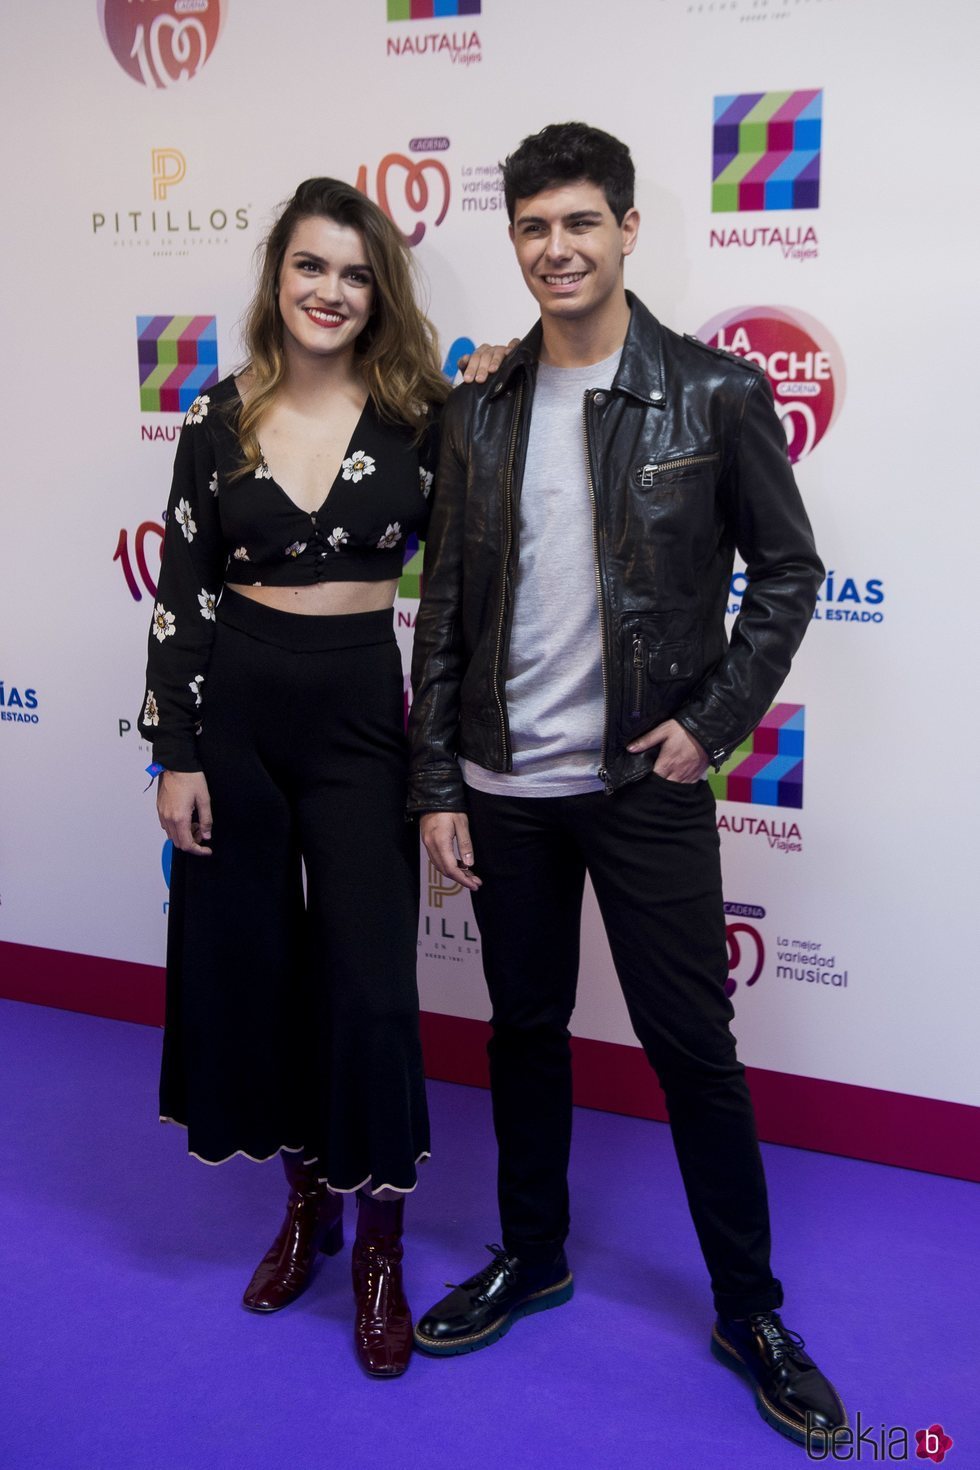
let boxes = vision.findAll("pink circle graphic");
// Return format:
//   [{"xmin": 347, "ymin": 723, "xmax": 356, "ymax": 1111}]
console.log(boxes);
[
  {"xmin": 98, "ymin": 0, "xmax": 226, "ymax": 88},
  {"xmin": 696, "ymin": 306, "xmax": 845, "ymax": 464}
]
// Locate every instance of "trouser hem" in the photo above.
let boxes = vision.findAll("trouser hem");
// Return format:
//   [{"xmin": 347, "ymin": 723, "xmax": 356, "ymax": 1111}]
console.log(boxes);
[
  {"xmin": 713, "ymin": 1279, "xmax": 785, "ymax": 1319},
  {"xmin": 501, "ymin": 1237, "xmax": 568, "ymax": 1267}
]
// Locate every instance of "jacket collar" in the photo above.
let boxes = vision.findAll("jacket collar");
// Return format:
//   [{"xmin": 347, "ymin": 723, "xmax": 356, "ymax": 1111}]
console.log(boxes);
[{"xmin": 489, "ymin": 291, "xmax": 666, "ymax": 407}]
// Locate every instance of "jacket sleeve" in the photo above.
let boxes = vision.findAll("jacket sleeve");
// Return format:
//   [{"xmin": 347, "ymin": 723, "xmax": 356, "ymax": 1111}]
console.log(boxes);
[
  {"xmin": 406, "ymin": 392, "xmax": 469, "ymax": 815},
  {"xmin": 416, "ymin": 407, "xmax": 442, "ymax": 538},
  {"xmin": 676, "ymin": 371, "xmax": 824, "ymax": 766},
  {"xmin": 138, "ymin": 402, "xmax": 227, "ymax": 772}
]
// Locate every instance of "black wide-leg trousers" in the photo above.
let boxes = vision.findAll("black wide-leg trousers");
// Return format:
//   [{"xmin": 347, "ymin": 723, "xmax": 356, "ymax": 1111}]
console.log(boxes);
[
  {"xmin": 467, "ymin": 773, "xmax": 783, "ymax": 1318},
  {"xmin": 161, "ymin": 589, "xmax": 429, "ymax": 1193}
]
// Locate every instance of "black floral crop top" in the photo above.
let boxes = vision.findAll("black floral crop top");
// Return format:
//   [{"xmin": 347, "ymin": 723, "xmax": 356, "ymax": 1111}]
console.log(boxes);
[{"xmin": 139, "ymin": 373, "xmax": 437, "ymax": 770}]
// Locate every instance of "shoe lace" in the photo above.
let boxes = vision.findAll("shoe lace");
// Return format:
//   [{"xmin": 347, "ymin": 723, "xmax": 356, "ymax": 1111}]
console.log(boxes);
[
  {"xmin": 444, "ymin": 1243, "xmax": 514, "ymax": 1298},
  {"xmin": 747, "ymin": 1312, "xmax": 808, "ymax": 1367}
]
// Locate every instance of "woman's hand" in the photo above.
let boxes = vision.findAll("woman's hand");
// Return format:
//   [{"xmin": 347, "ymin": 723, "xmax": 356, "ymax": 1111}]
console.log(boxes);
[
  {"xmin": 157, "ymin": 770, "xmax": 214, "ymax": 856},
  {"xmin": 457, "ymin": 339, "xmax": 522, "ymax": 383}
]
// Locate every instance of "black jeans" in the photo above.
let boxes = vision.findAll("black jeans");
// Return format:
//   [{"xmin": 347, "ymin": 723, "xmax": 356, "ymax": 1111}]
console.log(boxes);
[{"xmin": 467, "ymin": 773, "xmax": 783, "ymax": 1318}]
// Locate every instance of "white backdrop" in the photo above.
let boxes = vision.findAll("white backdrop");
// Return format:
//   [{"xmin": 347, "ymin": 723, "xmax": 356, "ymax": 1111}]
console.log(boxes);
[{"xmin": 1, "ymin": 1, "xmax": 978, "ymax": 1133}]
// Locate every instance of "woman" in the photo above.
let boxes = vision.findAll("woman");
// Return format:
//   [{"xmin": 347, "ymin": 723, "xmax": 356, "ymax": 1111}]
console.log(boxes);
[{"xmin": 140, "ymin": 177, "xmax": 503, "ymax": 1377}]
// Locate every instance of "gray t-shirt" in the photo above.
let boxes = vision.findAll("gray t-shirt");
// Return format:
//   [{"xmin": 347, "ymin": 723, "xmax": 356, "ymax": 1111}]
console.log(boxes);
[{"xmin": 462, "ymin": 348, "xmax": 622, "ymax": 798}]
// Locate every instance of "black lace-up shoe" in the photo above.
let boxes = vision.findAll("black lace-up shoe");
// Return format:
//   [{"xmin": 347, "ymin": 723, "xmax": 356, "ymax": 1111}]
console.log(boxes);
[
  {"xmin": 414, "ymin": 1245, "xmax": 573, "ymax": 1356},
  {"xmin": 711, "ymin": 1312, "xmax": 848, "ymax": 1446}
]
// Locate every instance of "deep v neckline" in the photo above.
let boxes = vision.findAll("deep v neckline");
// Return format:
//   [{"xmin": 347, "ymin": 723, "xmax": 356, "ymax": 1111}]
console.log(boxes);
[{"xmin": 233, "ymin": 380, "xmax": 372, "ymax": 518}]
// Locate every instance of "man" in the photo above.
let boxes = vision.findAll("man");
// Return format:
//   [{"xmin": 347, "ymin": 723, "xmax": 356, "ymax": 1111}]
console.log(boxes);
[{"xmin": 407, "ymin": 122, "xmax": 844, "ymax": 1446}]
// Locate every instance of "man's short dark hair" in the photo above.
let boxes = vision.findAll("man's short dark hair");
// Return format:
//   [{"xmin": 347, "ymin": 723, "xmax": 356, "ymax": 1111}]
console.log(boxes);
[{"xmin": 501, "ymin": 122, "xmax": 635, "ymax": 225}]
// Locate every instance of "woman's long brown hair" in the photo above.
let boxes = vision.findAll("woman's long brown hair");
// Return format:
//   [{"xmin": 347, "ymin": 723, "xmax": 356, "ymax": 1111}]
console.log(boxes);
[{"xmin": 234, "ymin": 177, "xmax": 448, "ymax": 474}]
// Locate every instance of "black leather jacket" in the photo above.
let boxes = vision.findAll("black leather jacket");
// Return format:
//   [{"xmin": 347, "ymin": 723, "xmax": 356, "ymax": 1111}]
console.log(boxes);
[{"xmin": 407, "ymin": 293, "xmax": 823, "ymax": 813}]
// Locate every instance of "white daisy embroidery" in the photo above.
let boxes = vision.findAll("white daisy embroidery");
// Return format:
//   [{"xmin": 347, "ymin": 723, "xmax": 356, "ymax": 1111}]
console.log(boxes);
[
  {"xmin": 419, "ymin": 467, "xmax": 434, "ymax": 499},
  {"xmin": 189, "ymin": 675, "xmax": 204, "ymax": 708},
  {"xmin": 174, "ymin": 498, "xmax": 197, "ymax": 542},
  {"xmin": 232, "ymin": 546, "xmax": 250, "ymax": 561},
  {"xmin": 209, "ymin": 471, "xmax": 219, "ymax": 497},
  {"xmin": 151, "ymin": 604, "xmax": 176, "ymax": 642},
  {"xmin": 284, "ymin": 540, "xmax": 307, "ymax": 558},
  {"xmin": 376, "ymin": 522, "xmax": 403, "ymax": 550},
  {"xmin": 341, "ymin": 451, "xmax": 375, "ymax": 484},
  {"xmin": 255, "ymin": 459, "xmax": 272, "ymax": 480},
  {"xmin": 185, "ymin": 394, "xmax": 210, "ymax": 425},
  {"xmin": 198, "ymin": 589, "xmax": 217, "ymax": 621},
  {"xmin": 143, "ymin": 691, "xmax": 160, "ymax": 727},
  {"xmin": 328, "ymin": 527, "xmax": 349, "ymax": 551}
]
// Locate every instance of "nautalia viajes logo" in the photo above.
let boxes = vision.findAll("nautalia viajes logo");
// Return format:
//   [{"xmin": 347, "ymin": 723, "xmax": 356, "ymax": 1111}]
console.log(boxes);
[
  {"xmin": 709, "ymin": 704, "xmax": 804, "ymax": 809},
  {"xmin": 138, "ymin": 315, "xmax": 219, "ymax": 413},
  {"xmin": 386, "ymin": 0, "xmax": 482, "ymax": 63},
  {"xmin": 712, "ymin": 90, "xmax": 822, "ymax": 214}
]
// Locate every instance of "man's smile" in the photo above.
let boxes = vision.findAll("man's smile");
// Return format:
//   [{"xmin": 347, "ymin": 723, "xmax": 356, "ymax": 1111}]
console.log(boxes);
[{"xmin": 541, "ymin": 271, "xmax": 588, "ymax": 288}]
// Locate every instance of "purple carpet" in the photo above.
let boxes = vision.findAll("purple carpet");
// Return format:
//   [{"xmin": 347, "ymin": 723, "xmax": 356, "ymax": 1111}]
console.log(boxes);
[{"xmin": 1, "ymin": 998, "xmax": 976, "ymax": 1470}]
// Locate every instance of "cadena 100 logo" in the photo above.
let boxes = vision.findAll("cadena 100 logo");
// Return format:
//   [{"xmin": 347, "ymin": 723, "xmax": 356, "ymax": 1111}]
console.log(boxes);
[
  {"xmin": 98, "ymin": 0, "xmax": 226, "ymax": 88},
  {"xmin": 356, "ymin": 143, "xmax": 451, "ymax": 248},
  {"xmin": 696, "ymin": 306, "xmax": 844, "ymax": 464},
  {"xmin": 724, "ymin": 903, "xmax": 765, "ymax": 1000}
]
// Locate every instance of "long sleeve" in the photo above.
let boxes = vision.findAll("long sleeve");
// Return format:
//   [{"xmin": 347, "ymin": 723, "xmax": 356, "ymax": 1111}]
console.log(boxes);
[
  {"xmin": 407, "ymin": 392, "xmax": 468, "ymax": 814},
  {"xmin": 138, "ymin": 396, "xmax": 227, "ymax": 771},
  {"xmin": 676, "ymin": 372, "xmax": 824, "ymax": 765}
]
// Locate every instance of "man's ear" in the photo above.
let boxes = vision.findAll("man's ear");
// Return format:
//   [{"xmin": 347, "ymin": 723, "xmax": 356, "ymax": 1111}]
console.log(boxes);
[
  {"xmin": 508, "ymin": 223, "xmax": 515, "ymax": 246},
  {"xmin": 621, "ymin": 208, "xmax": 640, "ymax": 259}
]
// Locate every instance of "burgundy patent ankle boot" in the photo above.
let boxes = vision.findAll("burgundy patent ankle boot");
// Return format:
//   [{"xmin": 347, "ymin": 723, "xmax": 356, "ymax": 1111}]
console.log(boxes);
[
  {"xmin": 351, "ymin": 1191, "xmax": 412, "ymax": 1377},
  {"xmin": 242, "ymin": 1152, "xmax": 344, "ymax": 1312}
]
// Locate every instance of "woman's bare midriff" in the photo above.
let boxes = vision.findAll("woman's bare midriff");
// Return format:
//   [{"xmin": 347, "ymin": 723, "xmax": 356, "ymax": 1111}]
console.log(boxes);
[{"xmin": 226, "ymin": 579, "xmax": 400, "ymax": 615}]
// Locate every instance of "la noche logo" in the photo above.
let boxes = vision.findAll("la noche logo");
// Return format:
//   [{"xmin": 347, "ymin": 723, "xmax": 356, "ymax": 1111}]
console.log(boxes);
[
  {"xmin": 697, "ymin": 306, "xmax": 844, "ymax": 464},
  {"xmin": 98, "ymin": 0, "xmax": 226, "ymax": 88}
]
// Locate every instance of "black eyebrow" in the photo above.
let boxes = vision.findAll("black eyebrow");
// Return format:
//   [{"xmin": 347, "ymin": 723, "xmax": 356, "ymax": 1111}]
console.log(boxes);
[
  {"xmin": 516, "ymin": 211, "xmax": 603, "ymax": 227},
  {"xmin": 290, "ymin": 250, "xmax": 374, "ymax": 273}
]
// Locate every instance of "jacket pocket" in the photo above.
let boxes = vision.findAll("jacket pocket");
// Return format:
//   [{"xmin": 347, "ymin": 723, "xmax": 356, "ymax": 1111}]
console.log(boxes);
[
  {"xmin": 621, "ymin": 613, "xmax": 701, "ymax": 730},
  {"xmin": 631, "ymin": 450, "xmax": 720, "ymax": 490}
]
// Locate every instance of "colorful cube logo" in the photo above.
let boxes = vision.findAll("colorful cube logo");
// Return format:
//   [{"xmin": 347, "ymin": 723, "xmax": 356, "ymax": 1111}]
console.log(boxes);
[
  {"xmin": 387, "ymin": 0, "xmax": 480, "ymax": 18},
  {"xmin": 137, "ymin": 316, "xmax": 219, "ymax": 413},
  {"xmin": 399, "ymin": 532, "xmax": 424, "ymax": 599},
  {"xmin": 712, "ymin": 90, "xmax": 822, "ymax": 212},
  {"xmin": 709, "ymin": 704, "xmax": 805, "ymax": 808}
]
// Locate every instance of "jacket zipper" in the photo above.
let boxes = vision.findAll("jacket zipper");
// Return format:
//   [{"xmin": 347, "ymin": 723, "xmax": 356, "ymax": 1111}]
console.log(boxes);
[
  {"xmin": 639, "ymin": 451, "xmax": 719, "ymax": 485},
  {"xmin": 631, "ymin": 635, "xmax": 645, "ymax": 718},
  {"xmin": 584, "ymin": 391, "xmax": 613, "ymax": 792},
  {"xmin": 491, "ymin": 380, "xmax": 524, "ymax": 767}
]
